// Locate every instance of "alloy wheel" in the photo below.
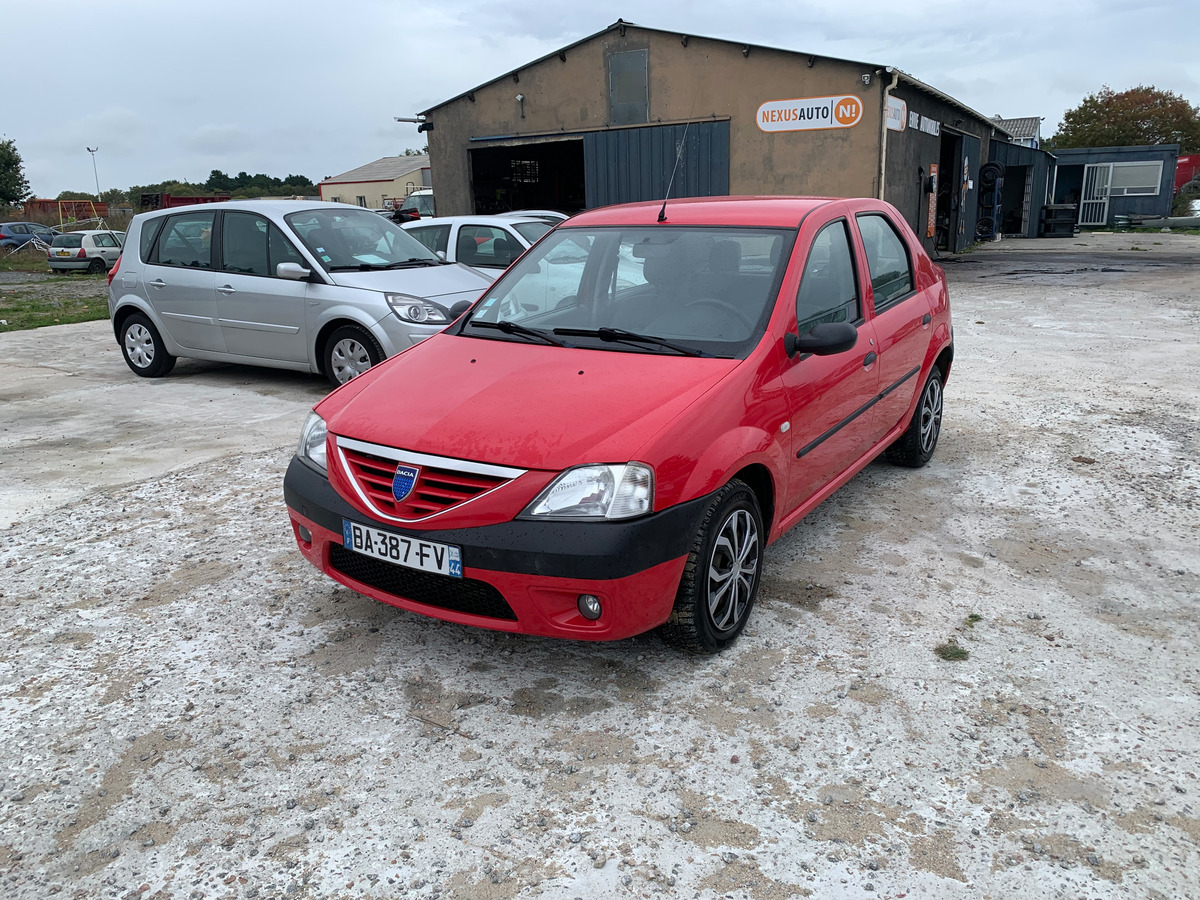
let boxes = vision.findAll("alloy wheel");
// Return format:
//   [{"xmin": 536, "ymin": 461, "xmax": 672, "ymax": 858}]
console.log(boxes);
[
  {"xmin": 706, "ymin": 508, "xmax": 759, "ymax": 634},
  {"xmin": 919, "ymin": 377, "xmax": 943, "ymax": 454}
]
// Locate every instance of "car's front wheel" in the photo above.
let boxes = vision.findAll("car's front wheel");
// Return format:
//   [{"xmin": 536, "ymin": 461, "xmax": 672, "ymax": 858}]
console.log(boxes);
[
  {"xmin": 886, "ymin": 365, "xmax": 944, "ymax": 467},
  {"xmin": 661, "ymin": 479, "xmax": 763, "ymax": 654},
  {"xmin": 119, "ymin": 312, "xmax": 176, "ymax": 378},
  {"xmin": 324, "ymin": 324, "xmax": 383, "ymax": 387}
]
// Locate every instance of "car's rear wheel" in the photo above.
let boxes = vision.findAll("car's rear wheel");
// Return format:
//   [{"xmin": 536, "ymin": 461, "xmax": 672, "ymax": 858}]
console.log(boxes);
[
  {"xmin": 886, "ymin": 365, "xmax": 944, "ymax": 467},
  {"xmin": 324, "ymin": 324, "xmax": 383, "ymax": 387},
  {"xmin": 87, "ymin": 257, "xmax": 106, "ymax": 274},
  {"xmin": 119, "ymin": 312, "xmax": 176, "ymax": 378},
  {"xmin": 660, "ymin": 480, "xmax": 763, "ymax": 654}
]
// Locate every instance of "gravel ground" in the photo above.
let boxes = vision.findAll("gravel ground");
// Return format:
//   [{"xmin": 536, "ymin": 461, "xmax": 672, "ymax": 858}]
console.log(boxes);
[{"xmin": 1, "ymin": 233, "xmax": 1198, "ymax": 899}]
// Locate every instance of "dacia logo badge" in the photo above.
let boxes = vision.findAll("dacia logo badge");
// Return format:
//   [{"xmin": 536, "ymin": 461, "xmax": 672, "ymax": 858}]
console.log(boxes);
[{"xmin": 392, "ymin": 465, "xmax": 420, "ymax": 503}]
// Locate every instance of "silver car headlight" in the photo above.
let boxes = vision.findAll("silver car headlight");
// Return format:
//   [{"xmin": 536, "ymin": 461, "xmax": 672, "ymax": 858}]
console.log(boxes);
[
  {"xmin": 298, "ymin": 412, "xmax": 328, "ymax": 472},
  {"xmin": 522, "ymin": 463, "xmax": 654, "ymax": 519},
  {"xmin": 386, "ymin": 293, "xmax": 450, "ymax": 324}
]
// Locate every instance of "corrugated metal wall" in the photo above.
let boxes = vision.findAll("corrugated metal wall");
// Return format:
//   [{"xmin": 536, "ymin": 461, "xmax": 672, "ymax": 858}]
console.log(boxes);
[
  {"xmin": 988, "ymin": 142, "xmax": 1053, "ymax": 238},
  {"xmin": 583, "ymin": 120, "xmax": 730, "ymax": 208}
]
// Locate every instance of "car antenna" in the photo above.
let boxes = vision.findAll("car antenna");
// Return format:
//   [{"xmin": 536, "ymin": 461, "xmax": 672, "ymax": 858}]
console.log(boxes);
[{"xmin": 658, "ymin": 89, "xmax": 701, "ymax": 223}]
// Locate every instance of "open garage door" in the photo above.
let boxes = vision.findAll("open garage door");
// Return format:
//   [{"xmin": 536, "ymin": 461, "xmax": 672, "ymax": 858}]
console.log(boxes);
[
  {"xmin": 469, "ymin": 140, "xmax": 586, "ymax": 214},
  {"xmin": 468, "ymin": 120, "xmax": 730, "ymax": 216}
]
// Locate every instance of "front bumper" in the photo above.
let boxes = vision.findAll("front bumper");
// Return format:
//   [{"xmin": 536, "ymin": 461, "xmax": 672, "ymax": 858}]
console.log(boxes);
[{"xmin": 284, "ymin": 456, "xmax": 711, "ymax": 640}]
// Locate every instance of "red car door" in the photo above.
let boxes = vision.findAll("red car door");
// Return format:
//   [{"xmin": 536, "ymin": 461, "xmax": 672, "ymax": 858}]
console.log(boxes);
[
  {"xmin": 852, "ymin": 208, "xmax": 935, "ymax": 440},
  {"xmin": 779, "ymin": 209, "xmax": 882, "ymax": 516}
]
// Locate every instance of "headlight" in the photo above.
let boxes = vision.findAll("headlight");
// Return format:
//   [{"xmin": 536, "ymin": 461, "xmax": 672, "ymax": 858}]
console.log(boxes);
[
  {"xmin": 298, "ymin": 412, "xmax": 328, "ymax": 472},
  {"xmin": 386, "ymin": 293, "xmax": 450, "ymax": 324},
  {"xmin": 522, "ymin": 463, "xmax": 653, "ymax": 519}
]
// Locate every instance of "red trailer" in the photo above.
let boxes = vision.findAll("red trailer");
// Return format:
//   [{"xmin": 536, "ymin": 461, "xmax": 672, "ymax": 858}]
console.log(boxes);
[{"xmin": 139, "ymin": 193, "xmax": 232, "ymax": 209}]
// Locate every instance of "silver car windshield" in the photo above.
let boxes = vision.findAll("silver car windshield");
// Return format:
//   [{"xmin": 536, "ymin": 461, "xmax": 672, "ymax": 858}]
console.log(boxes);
[
  {"xmin": 462, "ymin": 226, "xmax": 794, "ymax": 358},
  {"xmin": 285, "ymin": 208, "xmax": 440, "ymax": 271}
]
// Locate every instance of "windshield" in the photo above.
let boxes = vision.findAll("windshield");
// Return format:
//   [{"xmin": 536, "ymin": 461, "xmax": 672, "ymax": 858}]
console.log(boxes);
[
  {"xmin": 284, "ymin": 208, "xmax": 439, "ymax": 270},
  {"xmin": 400, "ymin": 192, "xmax": 435, "ymax": 216},
  {"xmin": 52, "ymin": 234, "xmax": 84, "ymax": 248},
  {"xmin": 461, "ymin": 226, "xmax": 794, "ymax": 358},
  {"xmin": 513, "ymin": 221, "xmax": 552, "ymax": 243}
]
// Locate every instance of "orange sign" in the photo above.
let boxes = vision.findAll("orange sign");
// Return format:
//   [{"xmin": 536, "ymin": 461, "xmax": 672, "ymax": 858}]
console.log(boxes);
[{"xmin": 926, "ymin": 164, "xmax": 939, "ymax": 239}]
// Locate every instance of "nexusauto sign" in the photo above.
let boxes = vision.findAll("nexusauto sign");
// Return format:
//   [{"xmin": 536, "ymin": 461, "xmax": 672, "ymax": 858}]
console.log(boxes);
[{"xmin": 757, "ymin": 95, "xmax": 864, "ymax": 132}]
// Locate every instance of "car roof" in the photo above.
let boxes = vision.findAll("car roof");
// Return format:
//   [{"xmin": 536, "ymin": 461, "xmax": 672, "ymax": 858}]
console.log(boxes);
[
  {"xmin": 400, "ymin": 215, "xmax": 549, "ymax": 228},
  {"xmin": 137, "ymin": 199, "xmax": 371, "ymax": 219},
  {"xmin": 60, "ymin": 229, "xmax": 123, "ymax": 236},
  {"xmin": 563, "ymin": 196, "xmax": 849, "ymax": 228}
]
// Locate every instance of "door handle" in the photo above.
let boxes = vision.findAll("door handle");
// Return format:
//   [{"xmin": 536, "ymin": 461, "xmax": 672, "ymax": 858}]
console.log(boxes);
[
  {"xmin": 217, "ymin": 284, "xmax": 236, "ymax": 295},
  {"xmin": 922, "ymin": 313, "xmax": 932, "ymax": 326},
  {"xmin": 149, "ymin": 279, "xmax": 166, "ymax": 289},
  {"xmin": 863, "ymin": 351, "xmax": 877, "ymax": 367}
]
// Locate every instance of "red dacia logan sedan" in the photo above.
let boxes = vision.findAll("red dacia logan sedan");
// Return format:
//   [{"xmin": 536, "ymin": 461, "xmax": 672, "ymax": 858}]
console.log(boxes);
[{"xmin": 284, "ymin": 197, "xmax": 952, "ymax": 653}]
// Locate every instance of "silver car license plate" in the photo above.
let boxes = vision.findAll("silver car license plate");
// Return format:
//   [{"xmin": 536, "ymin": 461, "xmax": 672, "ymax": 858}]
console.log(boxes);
[{"xmin": 342, "ymin": 520, "xmax": 462, "ymax": 578}]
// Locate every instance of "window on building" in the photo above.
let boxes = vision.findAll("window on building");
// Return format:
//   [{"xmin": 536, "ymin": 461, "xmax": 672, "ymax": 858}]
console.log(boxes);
[
  {"xmin": 330, "ymin": 196, "xmax": 341, "ymax": 203},
  {"xmin": 356, "ymin": 196, "xmax": 367, "ymax": 207},
  {"xmin": 1108, "ymin": 161, "xmax": 1163, "ymax": 196}
]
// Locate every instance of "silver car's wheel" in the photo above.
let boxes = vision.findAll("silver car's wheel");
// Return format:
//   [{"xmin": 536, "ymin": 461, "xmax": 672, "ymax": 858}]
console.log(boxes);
[
  {"xmin": 125, "ymin": 323, "xmax": 155, "ymax": 368},
  {"xmin": 118, "ymin": 312, "xmax": 175, "ymax": 378},
  {"xmin": 324, "ymin": 325, "xmax": 383, "ymax": 387}
]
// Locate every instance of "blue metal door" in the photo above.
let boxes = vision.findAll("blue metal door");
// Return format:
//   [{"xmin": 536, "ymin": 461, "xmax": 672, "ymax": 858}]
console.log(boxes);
[{"xmin": 583, "ymin": 120, "xmax": 730, "ymax": 208}]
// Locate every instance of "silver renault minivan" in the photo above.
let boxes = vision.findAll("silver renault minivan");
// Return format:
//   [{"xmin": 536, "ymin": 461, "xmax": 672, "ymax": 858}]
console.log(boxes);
[{"xmin": 107, "ymin": 200, "xmax": 492, "ymax": 386}]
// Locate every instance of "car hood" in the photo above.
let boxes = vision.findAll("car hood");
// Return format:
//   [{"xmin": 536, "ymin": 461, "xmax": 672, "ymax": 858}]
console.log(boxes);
[
  {"xmin": 322, "ymin": 333, "xmax": 740, "ymax": 471},
  {"xmin": 327, "ymin": 262, "xmax": 491, "ymax": 302}
]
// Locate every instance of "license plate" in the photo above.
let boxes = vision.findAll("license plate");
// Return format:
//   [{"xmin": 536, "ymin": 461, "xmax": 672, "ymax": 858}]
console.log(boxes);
[
  {"xmin": 56, "ymin": 250, "xmax": 71, "ymax": 256},
  {"xmin": 342, "ymin": 519, "xmax": 462, "ymax": 578}
]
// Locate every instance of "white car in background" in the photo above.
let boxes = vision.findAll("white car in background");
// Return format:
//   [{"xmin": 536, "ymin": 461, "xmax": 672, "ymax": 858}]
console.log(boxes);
[
  {"xmin": 401, "ymin": 216, "xmax": 552, "ymax": 279},
  {"xmin": 47, "ymin": 230, "xmax": 125, "ymax": 273}
]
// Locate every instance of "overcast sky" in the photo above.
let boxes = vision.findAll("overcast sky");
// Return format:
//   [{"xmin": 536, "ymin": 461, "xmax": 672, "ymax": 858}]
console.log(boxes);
[{"xmin": 6, "ymin": 0, "xmax": 1198, "ymax": 198}]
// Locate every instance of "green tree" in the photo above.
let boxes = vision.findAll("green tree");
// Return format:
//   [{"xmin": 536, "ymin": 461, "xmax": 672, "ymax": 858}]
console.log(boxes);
[
  {"xmin": 56, "ymin": 190, "xmax": 98, "ymax": 201},
  {"xmin": 1048, "ymin": 85, "xmax": 1200, "ymax": 152},
  {"xmin": 0, "ymin": 137, "xmax": 32, "ymax": 205}
]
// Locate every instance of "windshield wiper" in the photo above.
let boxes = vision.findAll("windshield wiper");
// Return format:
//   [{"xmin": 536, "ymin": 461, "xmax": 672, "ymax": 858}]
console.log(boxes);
[
  {"xmin": 472, "ymin": 320, "xmax": 573, "ymax": 347},
  {"xmin": 382, "ymin": 257, "xmax": 442, "ymax": 268},
  {"xmin": 553, "ymin": 327, "xmax": 712, "ymax": 357}
]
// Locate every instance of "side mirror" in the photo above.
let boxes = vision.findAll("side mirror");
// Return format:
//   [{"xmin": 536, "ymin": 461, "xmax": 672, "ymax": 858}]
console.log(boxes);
[
  {"xmin": 436, "ymin": 250, "xmax": 447, "ymax": 261},
  {"xmin": 276, "ymin": 262, "xmax": 312, "ymax": 281},
  {"xmin": 448, "ymin": 300, "xmax": 472, "ymax": 319},
  {"xmin": 785, "ymin": 321, "xmax": 858, "ymax": 358}
]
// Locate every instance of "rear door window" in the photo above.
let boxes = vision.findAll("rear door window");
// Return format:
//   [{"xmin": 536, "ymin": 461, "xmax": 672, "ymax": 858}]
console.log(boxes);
[
  {"xmin": 139, "ymin": 218, "xmax": 166, "ymax": 262},
  {"xmin": 93, "ymin": 232, "xmax": 118, "ymax": 248},
  {"xmin": 221, "ymin": 212, "xmax": 271, "ymax": 275},
  {"xmin": 856, "ymin": 214, "xmax": 913, "ymax": 308},
  {"xmin": 155, "ymin": 211, "xmax": 216, "ymax": 269}
]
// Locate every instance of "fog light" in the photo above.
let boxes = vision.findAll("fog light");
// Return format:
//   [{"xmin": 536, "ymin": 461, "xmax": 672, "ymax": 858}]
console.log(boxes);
[
  {"xmin": 297, "ymin": 525, "xmax": 312, "ymax": 543},
  {"xmin": 577, "ymin": 594, "xmax": 602, "ymax": 620}
]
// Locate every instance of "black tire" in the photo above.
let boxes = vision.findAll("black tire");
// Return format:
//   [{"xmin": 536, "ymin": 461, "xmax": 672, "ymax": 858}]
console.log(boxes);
[
  {"xmin": 979, "ymin": 161, "xmax": 1005, "ymax": 186},
  {"xmin": 660, "ymin": 479, "xmax": 763, "ymax": 654},
  {"xmin": 886, "ymin": 365, "xmax": 944, "ymax": 468},
  {"xmin": 119, "ymin": 312, "xmax": 176, "ymax": 378},
  {"xmin": 87, "ymin": 257, "xmax": 106, "ymax": 274},
  {"xmin": 324, "ymin": 324, "xmax": 383, "ymax": 387}
]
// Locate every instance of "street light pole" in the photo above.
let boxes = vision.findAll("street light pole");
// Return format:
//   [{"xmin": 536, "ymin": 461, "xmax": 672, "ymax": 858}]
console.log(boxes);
[{"xmin": 86, "ymin": 147, "xmax": 101, "ymax": 200}]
